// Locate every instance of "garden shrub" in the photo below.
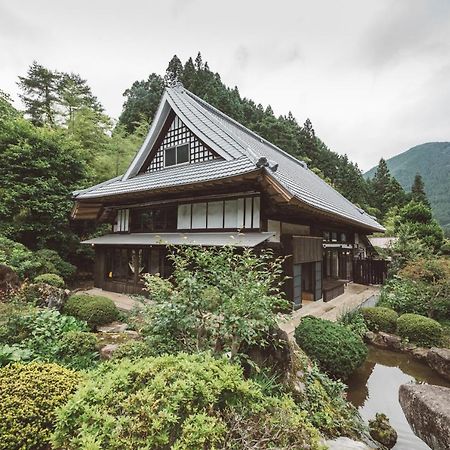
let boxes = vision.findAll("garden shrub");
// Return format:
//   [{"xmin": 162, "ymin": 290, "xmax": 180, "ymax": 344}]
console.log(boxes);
[
  {"xmin": 56, "ymin": 331, "xmax": 99, "ymax": 370},
  {"xmin": 34, "ymin": 273, "xmax": 65, "ymax": 288},
  {"xmin": 0, "ymin": 236, "xmax": 75, "ymax": 280},
  {"xmin": 294, "ymin": 316, "xmax": 367, "ymax": 379},
  {"xmin": 111, "ymin": 339, "xmax": 156, "ymax": 361},
  {"xmin": 361, "ymin": 307, "xmax": 398, "ymax": 333},
  {"xmin": 397, "ymin": 313, "xmax": 443, "ymax": 347},
  {"xmin": 0, "ymin": 307, "xmax": 93, "ymax": 367},
  {"xmin": 139, "ymin": 246, "xmax": 289, "ymax": 359},
  {"xmin": 338, "ymin": 309, "xmax": 368, "ymax": 337},
  {"xmin": 63, "ymin": 294, "xmax": 119, "ymax": 330},
  {"xmin": 0, "ymin": 362, "xmax": 81, "ymax": 450},
  {"xmin": 52, "ymin": 353, "xmax": 322, "ymax": 450}
]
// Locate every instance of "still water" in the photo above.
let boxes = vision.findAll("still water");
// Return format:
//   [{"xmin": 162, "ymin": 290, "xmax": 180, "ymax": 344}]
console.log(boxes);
[{"xmin": 346, "ymin": 346, "xmax": 450, "ymax": 450}]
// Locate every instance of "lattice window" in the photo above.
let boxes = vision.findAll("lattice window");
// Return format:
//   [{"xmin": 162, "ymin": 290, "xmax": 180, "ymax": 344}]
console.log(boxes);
[{"xmin": 145, "ymin": 115, "xmax": 219, "ymax": 172}]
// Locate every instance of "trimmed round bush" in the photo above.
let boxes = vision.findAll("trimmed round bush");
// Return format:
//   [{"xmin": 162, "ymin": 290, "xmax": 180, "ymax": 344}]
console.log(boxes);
[
  {"xmin": 295, "ymin": 316, "xmax": 368, "ymax": 380},
  {"xmin": 52, "ymin": 353, "xmax": 322, "ymax": 450},
  {"xmin": 34, "ymin": 273, "xmax": 65, "ymax": 288},
  {"xmin": 397, "ymin": 313, "xmax": 443, "ymax": 347},
  {"xmin": 361, "ymin": 307, "xmax": 398, "ymax": 333},
  {"xmin": 0, "ymin": 362, "xmax": 81, "ymax": 450},
  {"xmin": 63, "ymin": 294, "xmax": 119, "ymax": 330},
  {"xmin": 58, "ymin": 331, "xmax": 98, "ymax": 357}
]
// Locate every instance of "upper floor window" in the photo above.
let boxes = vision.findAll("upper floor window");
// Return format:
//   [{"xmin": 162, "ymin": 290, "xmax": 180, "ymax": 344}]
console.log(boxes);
[
  {"xmin": 165, "ymin": 143, "xmax": 190, "ymax": 167},
  {"xmin": 130, "ymin": 206, "xmax": 177, "ymax": 232}
]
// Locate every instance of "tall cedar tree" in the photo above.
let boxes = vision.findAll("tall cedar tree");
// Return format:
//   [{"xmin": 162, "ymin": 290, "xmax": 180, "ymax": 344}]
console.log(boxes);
[
  {"xmin": 18, "ymin": 61, "xmax": 60, "ymax": 127},
  {"xmin": 411, "ymin": 172, "xmax": 430, "ymax": 207},
  {"xmin": 117, "ymin": 53, "xmax": 371, "ymax": 208},
  {"xmin": 369, "ymin": 158, "xmax": 407, "ymax": 220}
]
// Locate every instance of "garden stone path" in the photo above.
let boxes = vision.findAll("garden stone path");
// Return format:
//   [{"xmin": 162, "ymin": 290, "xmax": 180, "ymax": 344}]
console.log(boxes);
[{"xmin": 78, "ymin": 288, "xmax": 143, "ymax": 311}]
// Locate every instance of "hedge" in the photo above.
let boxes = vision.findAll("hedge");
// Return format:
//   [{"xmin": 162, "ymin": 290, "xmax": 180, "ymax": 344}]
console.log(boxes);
[
  {"xmin": 397, "ymin": 313, "xmax": 443, "ymax": 347},
  {"xmin": 63, "ymin": 294, "xmax": 119, "ymax": 330},
  {"xmin": 361, "ymin": 307, "xmax": 398, "ymax": 333},
  {"xmin": 294, "ymin": 316, "xmax": 367, "ymax": 380},
  {"xmin": 0, "ymin": 362, "xmax": 81, "ymax": 450}
]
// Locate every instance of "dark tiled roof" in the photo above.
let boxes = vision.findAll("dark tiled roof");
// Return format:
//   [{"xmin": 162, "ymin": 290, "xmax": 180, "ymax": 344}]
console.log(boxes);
[{"xmin": 75, "ymin": 85, "xmax": 384, "ymax": 231}]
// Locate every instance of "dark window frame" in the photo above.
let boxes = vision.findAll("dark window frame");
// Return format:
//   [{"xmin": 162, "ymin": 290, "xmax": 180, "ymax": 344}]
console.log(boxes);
[{"xmin": 164, "ymin": 142, "xmax": 190, "ymax": 168}]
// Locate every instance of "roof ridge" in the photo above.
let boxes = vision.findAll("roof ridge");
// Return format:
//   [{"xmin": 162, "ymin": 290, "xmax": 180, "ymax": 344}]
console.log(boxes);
[{"xmin": 181, "ymin": 86, "xmax": 309, "ymax": 170}]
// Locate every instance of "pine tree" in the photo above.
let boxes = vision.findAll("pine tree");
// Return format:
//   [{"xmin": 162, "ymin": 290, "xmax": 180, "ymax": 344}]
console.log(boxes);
[
  {"xmin": 411, "ymin": 172, "xmax": 430, "ymax": 207},
  {"xmin": 58, "ymin": 73, "xmax": 102, "ymax": 126},
  {"xmin": 164, "ymin": 55, "xmax": 184, "ymax": 86},
  {"xmin": 17, "ymin": 61, "xmax": 60, "ymax": 126}
]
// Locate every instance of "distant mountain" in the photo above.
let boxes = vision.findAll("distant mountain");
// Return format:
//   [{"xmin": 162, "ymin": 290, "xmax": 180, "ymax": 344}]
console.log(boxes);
[{"xmin": 364, "ymin": 142, "xmax": 450, "ymax": 233}]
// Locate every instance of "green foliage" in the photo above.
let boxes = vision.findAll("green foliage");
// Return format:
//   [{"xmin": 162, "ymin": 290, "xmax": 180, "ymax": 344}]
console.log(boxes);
[
  {"xmin": 52, "ymin": 353, "xmax": 322, "ymax": 450},
  {"xmin": 63, "ymin": 294, "xmax": 119, "ymax": 330},
  {"xmin": 0, "ymin": 362, "xmax": 81, "ymax": 450},
  {"xmin": 56, "ymin": 331, "xmax": 98, "ymax": 370},
  {"xmin": 0, "ymin": 108, "xmax": 87, "ymax": 252},
  {"xmin": 0, "ymin": 305, "xmax": 97, "ymax": 369},
  {"xmin": 338, "ymin": 309, "xmax": 369, "ymax": 337},
  {"xmin": 294, "ymin": 316, "xmax": 367, "ymax": 380},
  {"xmin": 394, "ymin": 201, "xmax": 444, "ymax": 253},
  {"xmin": 34, "ymin": 273, "xmax": 65, "ymax": 288},
  {"xmin": 379, "ymin": 257, "xmax": 449, "ymax": 320},
  {"xmin": 366, "ymin": 158, "xmax": 408, "ymax": 220},
  {"xmin": 139, "ymin": 246, "xmax": 288, "ymax": 358},
  {"xmin": 397, "ymin": 313, "xmax": 443, "ymax": 347},
  {"xmin": 361, "ymin": 307, "xmax": 398, "ymax": 333},
  {"xmin": 111, "ymin": 339, "xmax": 156, "ymax": 361},
  {"xmin": 0, "ymin": 236, "xmax": 76, "ymax": 281}
]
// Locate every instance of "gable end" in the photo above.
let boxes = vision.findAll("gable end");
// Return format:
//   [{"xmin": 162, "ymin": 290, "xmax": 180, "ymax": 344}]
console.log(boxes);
[{"xmin": 140, "ymin": 110, "xmax": 221, "ymax": 173}]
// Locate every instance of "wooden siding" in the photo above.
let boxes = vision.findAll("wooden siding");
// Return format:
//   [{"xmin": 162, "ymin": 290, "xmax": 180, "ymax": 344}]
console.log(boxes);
[{"xmin": 292, "ymin": 236, "xmax": 323, "ymax": 264}]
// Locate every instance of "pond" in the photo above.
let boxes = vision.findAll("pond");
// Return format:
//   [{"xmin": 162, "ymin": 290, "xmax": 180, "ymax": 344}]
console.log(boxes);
[{"xmin": 346, "ymin": 346, "xmax": 450, "ymax": 450}]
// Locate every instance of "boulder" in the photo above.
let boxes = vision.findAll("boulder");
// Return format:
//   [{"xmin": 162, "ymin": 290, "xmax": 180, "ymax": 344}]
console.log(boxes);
[
  {"xmin": 410, "ymin": 347, "xmax": 430, "ymax": 363},
  {"xmin": 324, "ymin": 437, "xmax": 376, "ymax": 450},
  {"xmin": 100, "ymin": 343, "xmax": 119, "ymax": 360},
  {"xmin": 399, "ymin": 384, "xmax": 450, "ymax": 450},
  {"xmin": 427, "ymin": 348, "xmax": 450, "ymax": 381},
  {"xmin": 368, "ymin": 413, "xmax": 397, "ymax": 449},
  {"xmin": 365, "ymin": 331, "xmax": 402, "ymax": 350},
  {"xmin": 97, "ymin": 321, "xmax": 128, "ymax": 333}
]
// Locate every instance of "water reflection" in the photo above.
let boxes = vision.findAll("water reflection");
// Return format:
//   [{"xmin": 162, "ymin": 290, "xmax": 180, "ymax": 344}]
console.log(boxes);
[{"xmin": 346, "ymin": 346, "xmax": 450, "ymax": 450}]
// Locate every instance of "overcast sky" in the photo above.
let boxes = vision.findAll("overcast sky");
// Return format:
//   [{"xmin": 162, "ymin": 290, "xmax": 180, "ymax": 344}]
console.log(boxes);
[{"xmin": 1, "ymin": 0, "xmax": 449, "ymax": 171}]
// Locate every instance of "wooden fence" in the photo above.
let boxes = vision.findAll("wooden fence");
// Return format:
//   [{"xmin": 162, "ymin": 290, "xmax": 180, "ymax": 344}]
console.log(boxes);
[{"xmin": 352, "ymin": 259, "xmax": 388, "ymax": 285}]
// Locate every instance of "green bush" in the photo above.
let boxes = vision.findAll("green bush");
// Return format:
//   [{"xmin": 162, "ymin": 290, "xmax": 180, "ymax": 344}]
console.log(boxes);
[
  {"xmin": 56, "ymin": 331, "xmax": 99, "ymax": 370},
  {"xmin": 63, "ymin": 294, "xmax": 119, "ymax": 330},
  {"xmin": 0, "ymin": 307, "xmax": 93, "ymax": 367},
  {"xmin": 0, "ymin": 236, "xmax": 75, "ymax": 280},
  {"xmin": 111, "ymin": 339, "xmax": 156, "ymax": 361},
  {"xmin": 34, "ymin": 273, "xmax": 65, "ymax": 288},
  {"xmin": 338, "ymin": 309, "xmax": 368, "ymax": 337},
  {"xmin": 52, "ymin": 353, "xmax": 322, "ymax": 450},
  {"xmin": 397, "ymin": 314, "xmax": 443, "ymax": 347},
  {"xmin": 0, "ymin": 362, "xmax": 81, "ymax": 450},
  {"xmin": 361, "ymin": 307, "xmax": 398, "ymax": 333},
  {"xmin": 295, "ymin": 316, "xmax": 368, "ymax": 380}
]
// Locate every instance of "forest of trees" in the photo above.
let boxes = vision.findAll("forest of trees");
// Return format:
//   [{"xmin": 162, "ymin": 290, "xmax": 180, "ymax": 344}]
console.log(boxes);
[{"xmin": 0, "ymin": 53, "xmax": 445, "ymax": 272}]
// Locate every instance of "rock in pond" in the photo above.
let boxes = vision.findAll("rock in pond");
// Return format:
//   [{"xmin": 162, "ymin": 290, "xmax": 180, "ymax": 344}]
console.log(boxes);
[
  {"xmin": 426, "ymin": 347, "xmax": 450, "ymax": 381},
  {"xmin": 324, "ymin": 437, "xmax": 376, "ymax": 450},
  {"xmin": 365, "ymin": 331, "xmax": 402, "ymax": 350},
  {"xmin": 399, "ymin": 384, "xmax": 450, "ymax": 450},
  {"xmin": 368, "ymin": 413, "xmax": 397, "ymax": 449}
]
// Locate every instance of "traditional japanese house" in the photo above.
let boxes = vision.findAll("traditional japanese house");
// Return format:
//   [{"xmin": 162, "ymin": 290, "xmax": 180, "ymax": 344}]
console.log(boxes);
[{"xmin": 72, "ymin": 83, "xmax": 384, "ymax": 308}]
